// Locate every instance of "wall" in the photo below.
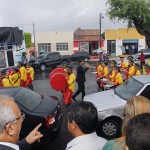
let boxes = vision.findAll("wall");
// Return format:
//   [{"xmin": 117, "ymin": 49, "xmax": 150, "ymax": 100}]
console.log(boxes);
[{"xmin": 35, "ymin": 31, "xmax": 74, "ymax": 55}]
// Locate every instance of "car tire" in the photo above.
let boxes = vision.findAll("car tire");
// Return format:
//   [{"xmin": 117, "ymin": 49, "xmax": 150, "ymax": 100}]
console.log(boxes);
[
  {"xmin": 40, "ymin": 64, "xmax": 46, "ymax": 71},
  {"xmin": 96, "ymin": 119, "xmax": 121, "ymax": 139}
]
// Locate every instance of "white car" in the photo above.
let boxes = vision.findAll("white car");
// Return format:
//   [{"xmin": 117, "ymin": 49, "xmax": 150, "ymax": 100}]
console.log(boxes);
[{"xmin": 84, "ymin": 75, "xmax": 150, "ymax": 138}]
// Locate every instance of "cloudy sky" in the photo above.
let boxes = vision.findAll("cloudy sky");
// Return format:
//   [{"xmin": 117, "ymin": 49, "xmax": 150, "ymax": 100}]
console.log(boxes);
[{"xmin": 0, "ymin": 0, "xmax": 127, "ymax": 33}]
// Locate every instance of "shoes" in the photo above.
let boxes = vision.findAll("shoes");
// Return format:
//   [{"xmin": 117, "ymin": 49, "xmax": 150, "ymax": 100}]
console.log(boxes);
[{"xmin": 72, "ymin": 96, "xmax": 76, "ymax": 102}]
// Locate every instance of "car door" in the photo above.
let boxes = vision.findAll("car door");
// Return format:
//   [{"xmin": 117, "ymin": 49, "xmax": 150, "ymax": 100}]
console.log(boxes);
[
  {"xmin": 45, "ymin": 54, "xmax": 54, "ymax": 66},
  {"xmin": 54, "ymin": 53, "xmax": 61, "ymax": 65}
]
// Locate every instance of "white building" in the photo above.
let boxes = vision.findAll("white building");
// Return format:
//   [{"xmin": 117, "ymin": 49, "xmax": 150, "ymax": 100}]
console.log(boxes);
[{"xmin": 35, "ymin": 31, "xmax": 74, "ymax": 55}]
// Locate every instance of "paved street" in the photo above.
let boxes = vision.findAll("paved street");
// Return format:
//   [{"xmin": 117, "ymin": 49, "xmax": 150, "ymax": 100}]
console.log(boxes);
[{"xmin": 32, "ymin": 63, "xmax": 98, "ymax": 150}]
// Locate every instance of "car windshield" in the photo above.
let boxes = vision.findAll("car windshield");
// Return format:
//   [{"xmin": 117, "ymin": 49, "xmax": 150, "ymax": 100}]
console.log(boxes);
[
  {"xmin": 115, "ymin": 78, "xmax": 144, "ymax": 100},
  {"xmin": 37, "ymin": 54, "xmax": 47, "ymax": 59},
  {"xmin": 14, "ymin": 88, "xmax": 42, "ymax": 110}
]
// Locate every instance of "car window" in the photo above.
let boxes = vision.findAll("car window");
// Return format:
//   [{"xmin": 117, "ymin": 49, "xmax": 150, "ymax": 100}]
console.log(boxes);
[
  {"xmin": 72, "ymin": 53, "xmax": 80, "ymax": 57},
  {"xmin": 145, "ymin": 55, "xmax": 150, "ymax": 59},
  {"xmin": 140, "ymin": 85, "xmax": 150, "ymax": 100},
  {"xmin": 54, "ymin": 54, "xmax": 60, "ymax": 58},
  {"xmin": 115, "ymin": 78, "xmax": 144, "ymax": 100},
  {"xmin": 47, "ymin": 54, "xmax": 54, "ymax": 59},
  {"xmin": 14, "ymin": 88, "xmax": 42, "ymax": 110}
]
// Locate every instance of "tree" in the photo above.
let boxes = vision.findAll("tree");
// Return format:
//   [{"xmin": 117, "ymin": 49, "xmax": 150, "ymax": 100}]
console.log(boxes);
[
  {"xmin": 24, "ymin": 32, "xmax": 32, "ymax": 48},
  {"xmin": 107, "ymin": 0, "xmax": 150, "ymax": 48}
]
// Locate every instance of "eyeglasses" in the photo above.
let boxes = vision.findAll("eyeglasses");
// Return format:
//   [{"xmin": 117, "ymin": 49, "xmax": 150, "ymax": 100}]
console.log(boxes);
[{"xmin": 4, "ymin": 112, "xmax": 25, "ymax": 128}]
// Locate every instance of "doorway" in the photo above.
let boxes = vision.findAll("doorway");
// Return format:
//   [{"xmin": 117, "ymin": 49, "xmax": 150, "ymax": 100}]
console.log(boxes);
[{"xmin": 7, "ymin": 50, "xmax": 14, "ymax": 66}]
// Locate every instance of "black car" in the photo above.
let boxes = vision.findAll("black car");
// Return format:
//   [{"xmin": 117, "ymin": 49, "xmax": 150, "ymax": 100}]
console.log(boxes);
[
  {"xmin": 0, "ymin": 87, "xmax": 63, "ymax": 145},
  {"xmin": 71, "ymin": 51, "xmax": 90, "ymax": 61},
  {"xmin": 30, "ymin": 52, "xmax": 61, "ymax": 71}
]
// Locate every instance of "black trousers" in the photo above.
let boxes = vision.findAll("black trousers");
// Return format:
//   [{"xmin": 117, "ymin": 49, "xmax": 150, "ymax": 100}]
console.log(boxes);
[
  {"xmin": 73, "ymin": 82, "xmax": 85, "ymax": 101},
  {"xmin": 140, "ymin": 61, "xmax": 145, "ymax": 69}
]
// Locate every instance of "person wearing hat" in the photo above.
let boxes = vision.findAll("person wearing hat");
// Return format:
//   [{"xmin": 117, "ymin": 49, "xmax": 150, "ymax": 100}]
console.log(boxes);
[
  {"xmin": 144, "ymin": 64, "xmax": 150, "ymax": 74},
  {"xmin": 109, "ymin": 60, "xmax": 117, "ymax": 82},
  {"xmin": 126, "ymin": 60, "xmax": 135, "ymax": 80},
  {"xmin": 17, "ymin": 61, "xmax": 27, "ymax": 87},
  {"xmin": 63, "ymin": 66, "xmax": 76, "ymax": 106},
  {"xmin": 111, "ymin": 66, "xmax": 123, "ymax": 86},
  {"xmin": 134, "ymin": 63, "xmax": 141, "ymax": 76},
  {"xmin": 120, "ymin": 57, "xmax": 128, "ymax": 70}
]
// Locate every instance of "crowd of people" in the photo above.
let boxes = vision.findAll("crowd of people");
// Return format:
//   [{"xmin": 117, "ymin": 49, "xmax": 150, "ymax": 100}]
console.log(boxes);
[
  {"xmin": 0, "ymin": 61, "xmax": 34, "ymax": 90},
  {"xmin": 0, "ymin": 94, "xmax": 149, "ymax": 150},
  {"xmin": 95, "ymin": 52, "xmax": 150, "ymax": 91}
]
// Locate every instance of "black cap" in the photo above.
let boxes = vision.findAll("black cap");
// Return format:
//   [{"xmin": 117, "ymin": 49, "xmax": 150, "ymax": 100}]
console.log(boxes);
[
  {"xmin": 120, "ymin": 56, "xmax": 124, "ymax": 58},
  {"xmin": 67, "ymin": 65, "xmax": 73, "ymax": 70},
  {"xmin": 110, "ymin": 60, "xmax": 117, "ymax": 65},
  {"xmin": 114, "ymin": 66, "xmax": 120, "ymax": 72},
  {"xmin": 129, "ymin": 60, "xmax": 134, "ymax": 63}
]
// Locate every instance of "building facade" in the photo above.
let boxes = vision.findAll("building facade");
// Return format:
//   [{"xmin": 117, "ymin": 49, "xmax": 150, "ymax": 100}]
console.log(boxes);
[
  {"xmin": 74, "ymin": 28, "xmax": 104, "ymax": 55},
  {"xmin": 35, "ymin": 31, "xmax": 74, "ymax": 55},
  {"xmin": 104, "ymin": 28, "xmax": 145, "ymax": 56}
]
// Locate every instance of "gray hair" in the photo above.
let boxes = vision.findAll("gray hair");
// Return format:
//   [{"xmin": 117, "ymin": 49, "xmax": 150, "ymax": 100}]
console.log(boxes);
[{"xmin": 0, "ymin": 95, "xmax": 17, "ymax": 133}]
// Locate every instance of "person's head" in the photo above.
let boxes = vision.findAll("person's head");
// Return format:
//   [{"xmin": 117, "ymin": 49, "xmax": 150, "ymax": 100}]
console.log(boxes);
[
  {"xmin": 0, "ymin": 95, "xmax": 25, "ymax": 143},
  {"xmin": 134, "ymin": 63, "xmax": 140, "ymax": 70},
  {"xmin": 101, "ymin": 61, "xmax": 107, "ymax": 68},
  {"xmin": 141, "ymin": 52, "xmax": 143, "ymax": 54},
  {"xmin": 110, "ymin": 60, "xmax": 116, "ymax": 68},
  {"xmin": 79, "ymin": 59, "xmax": 85, "ymax": 65},
  {"xmin": 66, "ymin": 66, "xmax": 73, "ymax": 75},
  {"xmin": 17, "ymin": 61, "xmax": 23, "ymax": 68},
  {"xmin": 26, "ymin": 63, "xmax": 32, "ymax": 68},
  {"xmin": 128, "ymin": 56, "xmax": 133, "ymax": 61},
  {"xmin": 126, "ymin": 113, "xmax": 150, "ymax": 150},
  {"xmin": 128, "ymin": 60, "xmax": 134, "ymax": 67},
  {"xmin": 145, "ymin": 64, "xmax": 150, "ymax": 72},
  {"xmin": 122, "ymin": 96, "xmax": 150, "ymax": 137},
  {"xmin": 67, "ymin": 101, "xmax": 98, "ymax": 137},
  {"xmin": 114, "ymin": 66, "xmax": 120, "ymax": 73},
  {"xmin": 120, "ymin": 57, "xmax": 124, "ymax": 62}
]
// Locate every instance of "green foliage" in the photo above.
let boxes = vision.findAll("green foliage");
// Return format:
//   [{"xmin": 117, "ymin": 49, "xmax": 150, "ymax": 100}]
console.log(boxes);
[
  {"xmin": 107, "ymin": 0, "xmax": 150, "ymax": 47},
  {"xmin": 24, "ymin": 32, "xmax": 32, "ymax": 48}
]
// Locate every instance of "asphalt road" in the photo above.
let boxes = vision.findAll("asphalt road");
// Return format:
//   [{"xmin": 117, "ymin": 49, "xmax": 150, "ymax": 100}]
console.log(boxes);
[{"xmin": 32, "ymin": 62, "xmax": 98, "ymax": 150}]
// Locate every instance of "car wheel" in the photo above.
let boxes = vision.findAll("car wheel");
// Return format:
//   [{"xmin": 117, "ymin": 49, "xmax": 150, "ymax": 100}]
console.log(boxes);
[
  {"xmin": 40, "ymin": 64, "xmax": 46, "ymax": 71},
  {"xmin": 97, "ymin": 119, "xmax": 121, "ymax": 139}
]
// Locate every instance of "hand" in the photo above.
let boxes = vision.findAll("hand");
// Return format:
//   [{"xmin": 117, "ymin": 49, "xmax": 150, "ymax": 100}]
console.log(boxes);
[{"xmin": 25, "ymin": 123, "xmax": 43, "ymax": 144}]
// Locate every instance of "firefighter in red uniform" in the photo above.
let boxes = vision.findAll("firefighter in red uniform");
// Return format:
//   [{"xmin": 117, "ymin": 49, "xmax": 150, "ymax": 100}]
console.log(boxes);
[
  {"xmin": 63, "ymin": 66, "xmax": 76, "ymax": 107},
  {"xmin": 145, "ymin": 64, "xmax": 150, "ymax": 74}
]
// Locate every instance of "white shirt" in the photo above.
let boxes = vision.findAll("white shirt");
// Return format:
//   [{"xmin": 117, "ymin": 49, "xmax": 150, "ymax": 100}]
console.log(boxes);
[
  {"xmin": 66, "ymin": 132, "xmax": 107, "ymax": 150},
  {"xmin": 0, "ymin": 142, "xmax": 19, "ymax": 150}
]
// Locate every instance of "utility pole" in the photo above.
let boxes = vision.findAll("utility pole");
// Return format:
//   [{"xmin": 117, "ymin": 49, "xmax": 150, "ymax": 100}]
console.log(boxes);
[
  {"xmin": 33, "ymin": 22, "xmax": 36, "ymax": 51},
  {"xmin": 99, "ymin": 13, "xmax": 104, "ymax": 48}
]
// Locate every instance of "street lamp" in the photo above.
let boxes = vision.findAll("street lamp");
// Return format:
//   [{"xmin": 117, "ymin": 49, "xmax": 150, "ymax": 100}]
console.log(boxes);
[{"xmin": 99, "ymin": 13, "xmax": 104, "ymax": 48}]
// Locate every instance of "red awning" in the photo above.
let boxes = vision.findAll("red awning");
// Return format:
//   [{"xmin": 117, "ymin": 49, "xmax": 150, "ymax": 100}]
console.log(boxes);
[{"xmin": 29, "ymin": 50, "xmax": 37, "ymax": 53}]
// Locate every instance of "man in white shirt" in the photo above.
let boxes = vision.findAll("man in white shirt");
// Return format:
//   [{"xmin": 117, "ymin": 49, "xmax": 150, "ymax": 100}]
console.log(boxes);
[
  {"xmin": 0, "ymin": 95, "xmax": 43, "ymax": 150},
  {"xmin": 66, "ymin": 101, "xmax": 107, "ymax": 150}
]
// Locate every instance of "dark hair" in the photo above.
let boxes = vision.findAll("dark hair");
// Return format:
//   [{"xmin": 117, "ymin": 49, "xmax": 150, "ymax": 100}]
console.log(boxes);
[
  {"xmin": 79, "ymin": 59, "xmax": 84, "ymax": 63},
  {"xmin": 126, "ymin": 113, "xmax": 150, "ymax": 150},
  {"xmin": 114, "ymin": 66, "xmax": 120, "ymax": 72},
  {"xmin": 67, "ymin": 101, "xmax": 98, "ymax": 134}
]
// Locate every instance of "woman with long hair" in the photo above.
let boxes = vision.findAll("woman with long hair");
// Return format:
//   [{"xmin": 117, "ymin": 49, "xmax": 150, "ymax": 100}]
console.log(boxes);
[{"xmin": 102, "ymin": 96, "xmax": 150, "ymax": 150}]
